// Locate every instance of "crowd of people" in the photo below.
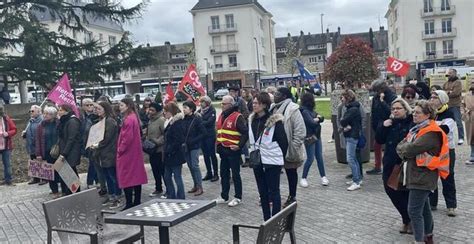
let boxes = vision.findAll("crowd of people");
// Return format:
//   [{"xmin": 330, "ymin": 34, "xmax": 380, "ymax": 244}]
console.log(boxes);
[{"xmin": 0, "ymin": 68, "xmax": 471, "ymax": 243}]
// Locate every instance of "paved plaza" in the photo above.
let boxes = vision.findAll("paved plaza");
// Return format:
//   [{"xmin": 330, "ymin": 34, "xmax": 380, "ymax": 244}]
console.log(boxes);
[{"xmin": 1, "ymin": 121, "xmax": 474, "ymax": 243}]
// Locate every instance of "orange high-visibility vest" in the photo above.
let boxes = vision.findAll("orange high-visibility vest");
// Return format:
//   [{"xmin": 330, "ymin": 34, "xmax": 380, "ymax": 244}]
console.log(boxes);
[
  {"xmin": 407, "ymin": 120, "xmax": 450, "ymax": 179},
  {"xmin": 216, "ymin": 111, "xmax": 242, "ymax": 147}
]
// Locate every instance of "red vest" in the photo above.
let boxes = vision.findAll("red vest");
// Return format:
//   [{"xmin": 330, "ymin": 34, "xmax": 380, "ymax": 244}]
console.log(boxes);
[{"xmin": 216, "ymin": 111, "xmax": 241, "ymax": 147}]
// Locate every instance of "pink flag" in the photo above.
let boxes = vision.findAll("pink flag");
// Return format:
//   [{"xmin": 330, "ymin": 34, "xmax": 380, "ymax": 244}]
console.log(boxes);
[{"xmin": 47, "ymin": 74, "xmax": 79, "ymax": 116}]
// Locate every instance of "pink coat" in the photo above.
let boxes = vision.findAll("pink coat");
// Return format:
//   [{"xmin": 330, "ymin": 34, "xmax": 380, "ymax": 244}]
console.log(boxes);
[{"xmin": 116, "ymin": 113, "xmax": 148, "ymax": 189}]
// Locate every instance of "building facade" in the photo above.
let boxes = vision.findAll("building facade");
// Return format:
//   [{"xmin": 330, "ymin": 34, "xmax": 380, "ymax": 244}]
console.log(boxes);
[
  {"xmin": 190, "ymin": 0, "xmax": 277, "ymax": 91},
  {"xmin": 386, "ymin": 0, "xmax": 474, "ymax": 78}
]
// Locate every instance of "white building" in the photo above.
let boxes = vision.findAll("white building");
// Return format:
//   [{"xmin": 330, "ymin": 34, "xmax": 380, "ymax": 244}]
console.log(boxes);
[
  {"xmin": 190, "ymin": 0, "xmax": 277, "ymax": 90},
  {"xmin": 385, "ymin": 0, "xmax": 474, "ymax": 78}
]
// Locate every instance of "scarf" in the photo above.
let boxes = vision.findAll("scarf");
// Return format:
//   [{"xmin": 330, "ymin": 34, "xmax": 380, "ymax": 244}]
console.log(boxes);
[
  {"xmin": 437, "ymin": 104, "xmax": 448, "ymax": 114},
  {"xmin": 407, "ymin": 119, "xmax": 430, "ymax": 142},
  {"xmin": 200, "ymin": 106, "xmax": 210, "ymax": 116}
]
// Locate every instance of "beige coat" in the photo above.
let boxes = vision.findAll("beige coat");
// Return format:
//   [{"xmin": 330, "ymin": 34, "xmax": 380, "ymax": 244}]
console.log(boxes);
[{"xmin": 462, "ymin": 93, "xmax": 474, "ymax": 145}]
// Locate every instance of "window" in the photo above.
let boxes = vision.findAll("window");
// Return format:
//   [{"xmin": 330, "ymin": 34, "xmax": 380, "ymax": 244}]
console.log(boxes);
[
  {"xmin": 226, "ymin": 35, "xmax": 235, "ymax": 44},
  {"xmin": 396, "ymin": 48, "xmax": 400, "ymax": 58},
  {"xmin": 225, "ymin": 14, "xmax": 234, "ymax": 28},
  {"xmin": 276, "ymin": 48, "xmax": 287, "ymax": 53},
  {"xmin": 212, "ymin": 36, "xmax": 221, "ymax": 46},
  {"xmin": 441, "ymin": 0, "xmax": 450, "ymax": 11},
  {"xmin": 395, "ymin": 28, "xmax": 399, "ymax": 40},
  {"xmin": 211, "ymin": 16, "xmax": 220, "ymax": 30},
  {"xmin": 84, "ymin": 32, "xmax": 92, "ymax": 43},
  {"xmin": 394, "ymin": 9, "xmax": 398, "ymax": 21},
  {"xmin": 228, "ymin": 54, "xmax": 237, "ymax": 67},
  {"xmin": 442, "ymin": 18, "xmax": 452, "ymax": 33},
  {"xmin": 391, "ymin": 33, "xmax": 394, "ymax": 43},
  {"xmin": 423, "ymin": 0, "xmax": 433, "ymax": 13},
  {"xmin": 259, "ymin": 18, "xmax": 264, "ymax": 30},
  {"xmin": 307, "ymin": 44, "xmax": 326, "ymax": 50},
  {"xmin": 424, "ymin": 20, "xmax": 435, "ymax": 35},
  {"xmin": 309, "ymin": 57, "xmax": 317, "ymax": 63},
  {"xmin": 108, "ymin": 36, "xmax": 116, "ymax": 47},
  {"xmin": 99, "ymin": 33, "xmax": 103, "ymax": 43},
  {"xmin": 214, "ymin": 56, "xmax": 223, "ymax": 68},
  {"xmin": 262, "ymin": 55, "xmax": 266, "ymax": 66},
  {"xmin": 443, "ymin": 40, "xmax": 453, "ymax": 54},
  {"xmin": 426, "ymin": 41, "xmax": 436, "ymax": 54},
  {"xmin": 261, "ymin": 37, "xmax": 265, "ymax": 48}
]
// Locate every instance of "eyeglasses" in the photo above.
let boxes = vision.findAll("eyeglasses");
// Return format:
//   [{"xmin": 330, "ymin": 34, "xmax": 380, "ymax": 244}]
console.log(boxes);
[
  {"xmin": 29, "ymin": 110, "xmax": 34, "ymax": 113},
  {"xmin": 85, "ymin": 104, "xmax": 94, "ymax": 107},
  {"xmin": 391, "ymin": 107, "xmax": 404, "ymax": 111},
  {"xmin": 404, "ymin": 96, "xmax": 414, "ymax": 100}
]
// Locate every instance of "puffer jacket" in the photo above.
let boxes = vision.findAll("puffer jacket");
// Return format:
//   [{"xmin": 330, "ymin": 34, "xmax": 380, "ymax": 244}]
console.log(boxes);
[
  {"xmin": 163, "ymin": 113, "xmax": 186, "ymax": 167},
  {"xmin": 340, "ymin": 101, "xmax": 362, "ymax": 139}
]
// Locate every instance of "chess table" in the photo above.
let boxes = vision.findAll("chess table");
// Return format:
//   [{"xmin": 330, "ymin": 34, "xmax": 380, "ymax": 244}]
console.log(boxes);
[{"xmin": 104, "ymin": 199, "xmax": 216, "ymax": 244}]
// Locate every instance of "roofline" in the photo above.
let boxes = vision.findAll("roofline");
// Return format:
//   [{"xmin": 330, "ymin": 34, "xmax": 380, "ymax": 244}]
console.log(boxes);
[
  {"xmin": 40, "ymin": 19, "xmax": 124, "ymax": 34},
  {"xmin": 190, "ymin": 3, "xmax": 271, "ymax": 17},
  {"xmin": 385, "ymin": 0, "xmax": 398, "ymax": 18}
]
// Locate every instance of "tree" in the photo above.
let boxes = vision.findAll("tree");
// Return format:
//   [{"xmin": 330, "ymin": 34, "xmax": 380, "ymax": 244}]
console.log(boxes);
[
  {"xmin": 281, "ymin": 34, "xmax": 301, "ymax": 76},
  {"xmin": 325, "ymin": 37, "xmax": 379, "ymax": 89},
  {"xmin": 0, "ymin": 0, "xmax": 156, "ymax": 88}
]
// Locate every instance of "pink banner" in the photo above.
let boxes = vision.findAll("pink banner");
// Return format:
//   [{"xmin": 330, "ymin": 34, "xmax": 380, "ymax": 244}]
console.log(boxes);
[{"xmin": 47, "ymin": 74, "xmax": 79, "ymax": 116}]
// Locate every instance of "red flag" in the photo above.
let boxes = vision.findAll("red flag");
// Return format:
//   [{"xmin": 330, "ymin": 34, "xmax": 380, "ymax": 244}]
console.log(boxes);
[
  {"xmin": 178, "ymin": 64, "xmax": 206, "ymax": 104},
  {"xmin": 47, "ymin": 74, "xmax": 80, "ymax": 116},
  {"xmin": 163, "ymin": 81, "xmax": 175, "ymax": 105},
  {"xmin": 386, "ymin": 56, "xmax": 410, "ymax": 76}
]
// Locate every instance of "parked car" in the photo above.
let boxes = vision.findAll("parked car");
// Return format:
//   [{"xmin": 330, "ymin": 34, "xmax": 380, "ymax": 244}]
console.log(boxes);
[
  {"xmin": 10, "ymin": 93, "xmax": 21, "ymax": 104},
  {"xmin": 111, "ymin": 94, "xmax": 128, "ymax": 104},
  {"xmin": 214, "ymin": 88, "xmax": 229, "ymax": 100},
  {"xmin": 133, "ymin": 93, "xmax": 154, "ymax": 103}
]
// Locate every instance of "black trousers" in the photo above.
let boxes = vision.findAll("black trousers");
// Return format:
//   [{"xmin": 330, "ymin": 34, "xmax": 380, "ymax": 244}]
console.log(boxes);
[
  {"xmin": 285, "ymin": 168, "xmax": 298, "ymax": 198},
  {"xmin": 124, "ymin": 185, "xmax": 142, "ymax": 209},
  {"xmin": 384, "ymin": 181, "xmax": 410, "ymax": 224},
  {"xmin": 429, "ymin": 149, "xmax": 457, "ymax": 208},
  {"xmin": 149, "ymin": 152, "xmax": 164, "ymax": 192}
]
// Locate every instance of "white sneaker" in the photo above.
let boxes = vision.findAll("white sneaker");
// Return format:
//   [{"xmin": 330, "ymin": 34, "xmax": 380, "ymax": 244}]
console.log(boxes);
[
  {"xmin": 214, "ymin": 198, "xmax": 228, "ymax": 204},
  {"xmin": 347, "ymin": 183, "xmax": 361, "ymax": 191},
  {"xmin": 327, "ymin": 139, "xmax": 335, "ymax": 143},
  {"xmin": 228, "ymin": 198, "xmax": 242, "ymax": 207},
  {"xmin": 466, "ymin": 160, "xmax": 474, "ymax": 166},
  {"xmin": 346, "ymin": 180, "xmax": 362, "ymax": 185},
  {"xmin": 321, "ymin": 176, "xmax": 329, "ymax": 186},
  {"xmin": 300, "ymin": 178, "xmax": 309, "ymax": 188},
  {"xmin": 458, "ymin": 139, "xmax": 464, "ymax": 145}
]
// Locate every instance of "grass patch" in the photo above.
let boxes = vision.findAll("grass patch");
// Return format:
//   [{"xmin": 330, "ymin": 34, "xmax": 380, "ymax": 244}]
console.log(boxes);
[{"xmin": 315, "ymin": 100, "xmax": 331, "ymax": 118}]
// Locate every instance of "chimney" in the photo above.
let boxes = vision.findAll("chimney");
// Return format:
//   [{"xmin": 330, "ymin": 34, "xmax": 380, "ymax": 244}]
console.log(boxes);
[
  {"xmin": 146, "ymin": 43, "xmax": 150, "ymax": 47},
  {"xmin": 300, "ymin": 30, "xmax": 304, "ymax": 36},
  {"xmin": 165, "ymin": 41, "xmax": 171, "ymax": 45},
  {"xmin": 337, "ymin": 27, "xmax": 341, "ymax": 34},
  {"xmin": 287, "ymin": 32, "xmax": 291, "ymax": 37},
  {"xmin": 380, "ymin": 26, "xmax": 385, "ymax": 31}
]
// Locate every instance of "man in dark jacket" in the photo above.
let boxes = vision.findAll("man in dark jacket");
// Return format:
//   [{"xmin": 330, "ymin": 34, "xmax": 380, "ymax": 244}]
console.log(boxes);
[
  {"xmin": 443, "ymin": 68, "xmax": 464, "ymax": 145},
  {"xmin": 229, "ymin": 86, "xmax": 251, "ymax": 167},
  {"xmin": 369, "ymin": 80, "xmax": 397, "ymax": 175},
  {"xmin": 146, "ymin": 103, "xmax": 166, "ymax": 197}
]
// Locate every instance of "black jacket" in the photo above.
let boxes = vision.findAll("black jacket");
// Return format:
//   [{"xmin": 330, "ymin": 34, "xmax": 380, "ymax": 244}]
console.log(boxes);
[
  {"xmin": 371, "ymin": 88, "xmax": 397, "ymax": 131},
  {"xmin": 217, "ymin": 106, "xmax": 249, "ymax": 156},
  {"xmin": 251, "ymin": 112, "xmax": 288, "ymax": 159},
  {"xmin": 58, "ymin": 113, "xmax": 82, "ymax": 167},
  {"xmin": 199, "ymin": 106, "xmax": 216, "ymax": 138},
  {"xmin": 164, "ymin": 114, "xmax": 186, "ymax": 167},
  {"xmin": 300, "ymin": 106, "xmax": 324, "ymax": 139},
  {"xmin": 375, "ymin": 115, "xmax": 414, "ymax": 181},
  {"xmin": 340, "ymin": 101, "xmax": 362, "ymax": 139},
  {"xmin": 182, "ymin": 114, "xmax": 207, "ymax": 151},
  {"xmin": 92, "ymin": 117, "xmax": 118, "ymax": 168},
  {"xmin": 435, "ymin": 109, "xmax": 455, "ymax": 134}
]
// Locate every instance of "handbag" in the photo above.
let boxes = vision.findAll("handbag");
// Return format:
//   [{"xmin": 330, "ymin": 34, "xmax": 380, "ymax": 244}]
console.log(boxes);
[
  {"xmin": 304, "ymin": 135, "xmax": 318, "ymax": 145},
  {"xmin": 142, "ymin": 139, "xmax": 157, "ymax": 155},
  {"xmin": 387, "ymin": 164, "xmax": 402, "ymax": 190},
  {"xmin": 181, "ymin": 118, "xmax": 195, "ymax": 154},
  {"xmin": 50, "ymin": 143, "xmax": 60, "ymax": 159},
  {"xmin": 357, "ymin": 134, "xmax": 366, "ymax": 149},
  {"xmin": 249, "ymin": 122, "xmax": 264, "ymax": 169}
]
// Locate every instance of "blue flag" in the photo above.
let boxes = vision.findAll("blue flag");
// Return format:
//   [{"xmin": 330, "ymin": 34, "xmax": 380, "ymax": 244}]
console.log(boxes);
[{"xmin": 295, "ymin": 60, "xmax": 315, "ymax": 82}]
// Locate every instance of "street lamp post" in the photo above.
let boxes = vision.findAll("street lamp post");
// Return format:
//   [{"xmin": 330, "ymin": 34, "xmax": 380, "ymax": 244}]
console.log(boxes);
[
  {"xmin": 204, "ymin": 58, "xmax": 210, "ymax": 94},
  {"xmin": 253, "ymin": 37, "xmax": 260, "ymax": 89}
]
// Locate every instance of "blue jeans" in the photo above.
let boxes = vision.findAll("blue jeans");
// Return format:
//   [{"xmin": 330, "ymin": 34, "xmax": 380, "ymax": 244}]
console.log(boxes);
[
  {"xmin": 448, "ymin": 106, "xmax": 464, "ymax": 140},
  {"xmin": 86, "ymin": 158, "xmax": 97, "ymax": 185},
  {"xmin": 201, "ymin": 136, "xmax": 218, "ymax": 177},
  {"xmin": 164, "ymin": 165, "xmax": 185, "ymax": 199},
  {"xmin": 303, "ymin": 139, "xmax": 326, "ymax": 179},
  {"xmin": 345, "ymin": 137, "xmax": 361, "ymax": 184},
  {"xmin": 102, "ymin": 167, "xmax": 121, "ymax": 200},
  {"xmin": 408, "ymin": 189, "xmax": 433, "ymax": 241},
  {"xmin": 185, "ymin": 149, "xmax": 202, "ymax": 188},
  {"xmin": 253, "ymin": 165, "xmax": 282, "ymax": 221},
  {"xmin": 220, "ymin": 153, "xmax": 242, "ymax": 200},
  {"xmin": 470, "ymin": 145, "xmax": 474, "ymax": 161},
  {"xmin": 1, "ymin": 150, "xmax": 12, "ymax": 182}
]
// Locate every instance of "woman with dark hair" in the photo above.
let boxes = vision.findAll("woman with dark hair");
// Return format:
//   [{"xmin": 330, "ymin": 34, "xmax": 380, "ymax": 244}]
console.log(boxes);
[
  {"xmin": 139, "ymin": 97, "xmax": 152, "ymax": 129},
  {"xmin": 91, "ymin": 101, "xmax": 121, "ymax": 209},
  {"xmin": 249, "ymin": 92, "xmax": 288, "ymax": 220},
  {"xmin": 57, "ymin": 104, "xmax": 82, "ymax": 195},
  {"xmin": 199, "ymin": 96, "xmax": 219, "ymax": 182},
  {"xmin": 116, "ymin": 98, "xmax": 148, "ymax": 210},
  {"xmin": 300, "ymin": 92, "xmax": 328, "ymax": 187},
  {"xmin": 402, "ymin": 85, "xmax": 419, "ymax": 109}
]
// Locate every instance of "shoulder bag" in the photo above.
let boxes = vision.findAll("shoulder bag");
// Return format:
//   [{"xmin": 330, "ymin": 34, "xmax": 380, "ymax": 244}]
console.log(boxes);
[
  {"xmin": 249, "ymin": 121, "xmax": 264, "ymax": 169},
  {"xmin": 181, "ymin": 118, "xmax": 195, "ymax": 153}
]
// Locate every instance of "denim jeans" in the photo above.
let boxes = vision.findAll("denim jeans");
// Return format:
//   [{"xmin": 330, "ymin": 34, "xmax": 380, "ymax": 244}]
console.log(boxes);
[
  {"xmin": 149, "ymin": 152, "xmax": 164, "ymax": 192},
  {"xmin": 303, "ymin": 139, "xmax": 326, "ymax": 179},
  {"xmin": 86, "ymin": 158, "xmax": 97, "ymax": 185},
  {"xmin": 164, "ymin": 165, "xmax": 185, "ymax": 199},
  {"xmin": 408, "ymin": 189, "xmax": 433, "ymax": 241},
  {"xmin": 429, "ymin": 149, "xmax": 457, "ymax": 208},
  {"xmin": 185, "ymin": 149, "xmax": 202, "ymax": 188},
  {"xmin": 102, "ymin": 167, "xmax": 121, "ymax": 200},
  {"xmin": 253, "ymin": 165, "xmax": 282, "ymax": 221},
  {"xmin": 345, "ymin": 137, "xmax": 361, "ymax": 184},
  {"xmin": 448, "ymin": 106, "xmax": 464, "ymax": 140},
  {"xmin": 220, "ymin": 153, "xmax": 242, "ymax": 200},
  {"xmin": 1, "ymin": 150, "xmax": 12, "ymax": 182},
  {"xmin": 242, "ymin": 141, "xmax": 250, "ymax": 159},
  {"xmin": 201, "ymin": 136, "xmax": 218, "ymax": 177}
]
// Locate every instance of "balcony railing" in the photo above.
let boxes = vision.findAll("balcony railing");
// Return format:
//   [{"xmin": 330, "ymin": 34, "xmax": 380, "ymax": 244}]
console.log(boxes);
[
  {"xmin": 423, "ymin": 50, "xmax": 458, "ymax": 60},
  {"xmin": 210, "ymin": 44, "xmax": 239, "ymax": 54},
  {"xmin": 421, "ymin": 28, "xmax": 457, "ymax": 39},
  {"xmin": 208, "ymin": 24, "xmax": 238, "ymax": 34},
  {"xmin": 421, "ymin": 6, "xmax": 456, "ymax": 17},
  {"xmin": 213, "ymin": 63, "xmax": 240, "ymax": 72}
]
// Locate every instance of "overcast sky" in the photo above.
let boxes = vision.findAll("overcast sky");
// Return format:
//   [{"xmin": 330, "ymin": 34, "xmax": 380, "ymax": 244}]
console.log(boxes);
[{"xmin": 123, "ymin": 0, "xmax": 389, "ymax": 46}]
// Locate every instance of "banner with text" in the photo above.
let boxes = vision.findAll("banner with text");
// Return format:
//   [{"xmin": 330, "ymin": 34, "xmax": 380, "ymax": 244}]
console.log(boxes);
[
  {"xmin": 47, "ymin": 74, "xmax": 79, "ymax": 116},
  {"xmin": 28, "ymin": 160, "xmax": 54, "ymax": 181},
  {"xmin": 178, "ymin": 64, "xmax": 206, "ymax": 104}
]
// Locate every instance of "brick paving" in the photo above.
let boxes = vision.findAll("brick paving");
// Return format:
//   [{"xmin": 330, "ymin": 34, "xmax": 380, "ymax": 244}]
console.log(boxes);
[{"xmin": 1, "ymin": 121, "xmax": 474, "ymax": 243}]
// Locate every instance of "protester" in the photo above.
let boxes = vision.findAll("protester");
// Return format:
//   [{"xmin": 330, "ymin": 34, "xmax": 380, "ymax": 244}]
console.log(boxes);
[
  {"xmin": 198, "ymin": 96, "xmax": 219, "ymax": 182},
  {"xmin": 116, "ymin": 98, "xmax": 148, "ymax": 210},
  {"xmin": 430, "ymin": 85, "xmax": 442, "ymax": 92},
  {"xmin": 57, "ymin": 104, "xmax": 81, "ymax": 195},
  {"xmin": 339, "ymin": 90, "xmax": 363, "ymax": 191},
  {"xmin": 266, "ymin": 86, "xmax": 277, "ymax": 103},
  {"xmin": 89, "ymin": 101, "xmax": 121, "ymax": 209},
  {"xmin": 215, "ymin": 95, "xmax": 249, "ymax": 207},
  {"xmin": 396, "ymin": 100, "xmax": 449, "ymax": 243},
  {"xmin": 0, "ymin": 105, "xmax": 16, "ymax": 185},
  {"xmin": 242, "ymin": 88, "xmax": 253, "ymax": 113},
  {"xmin": 270, "ymin": 87, "xmax": 306, "ymax": 206},
  {"xmin": 369, "ymin": 80, "xmax": 397, "ymax": 175},
  {"xmin": 375, "ymin": 98, "xmax": 413, "ymax": 234},
  {"xmin": 463, "ymin": 85, "xmax": 474, "ymax": 166},
  {"xmin": 228, "ymin": 86, "xmax": 250, "ymax": 167},
  {"xmin": 249, "ymin": 92, "xmax": 288, "ymax": 220},
  {"xmin": 299, "ymin": 92, "xmax": 329, "ymax": 187},
  {"xmin": 402, "ymin": 84, "xmax": 419, "ymax": 109},
  {"xmin": 24, "ymin": 105, "xmax": 46, "ymax": 185},
  {"xmin": 443, "ymin": 68, "xmax": 464, "ymax": 145},
  {"xmin": 139, "ymin": 96, "xmax": 152, "ymax": 129},
  {"xmin": 182, "ymin": 100, "xmax": 206, "ymax": 196},
  {"xmin": 162, "ymin": 102, "xmax": 186, "ymax": 199},
  {"xmin": 145, "ymin": 102, "xmax": 166, "ymax": 197},
  {"xmin": 36, "ymin": 106, "xmax": 60, "ymax": 197},
  {"xmin": 429, "ymin": 90, "xmax": 457, "ymax": 217}
]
